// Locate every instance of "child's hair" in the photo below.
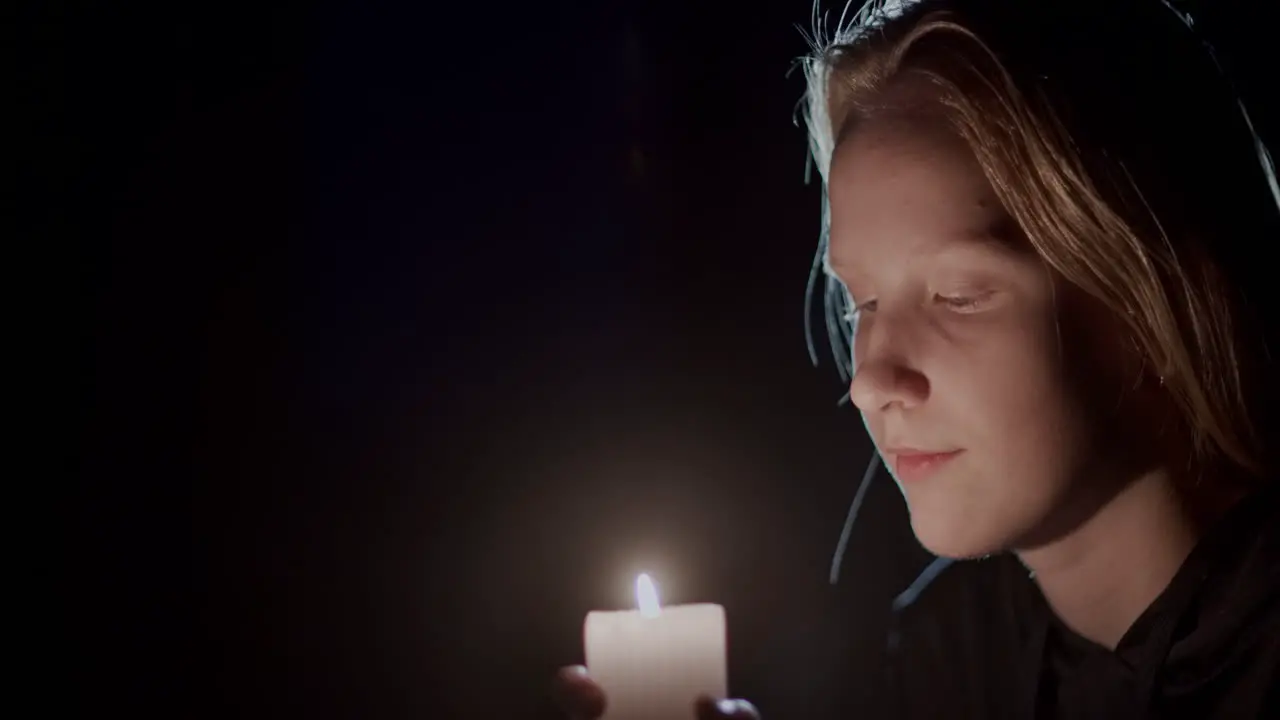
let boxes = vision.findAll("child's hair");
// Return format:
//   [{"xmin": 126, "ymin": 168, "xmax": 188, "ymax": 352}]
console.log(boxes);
[{"xmin": 800, "ymin": 0, "xmax": 1280, "ymax": 483}]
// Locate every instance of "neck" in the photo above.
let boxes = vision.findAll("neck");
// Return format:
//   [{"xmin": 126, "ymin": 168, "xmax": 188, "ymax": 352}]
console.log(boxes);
[{"xmin": 1015, "ymin": 469, "xmax": 1199, "ymax": 650}]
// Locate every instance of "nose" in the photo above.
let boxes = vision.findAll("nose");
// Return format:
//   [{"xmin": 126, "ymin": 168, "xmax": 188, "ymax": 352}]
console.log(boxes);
[{"xmin": 848, "ymin": 352, "xmax": 929, "ymax": 413}]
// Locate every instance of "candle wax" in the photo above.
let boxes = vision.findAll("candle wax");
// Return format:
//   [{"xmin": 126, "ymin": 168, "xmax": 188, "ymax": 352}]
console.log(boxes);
[{"xmin": 584, "ymin": 603, "xmax": 727, "ymax": 720}]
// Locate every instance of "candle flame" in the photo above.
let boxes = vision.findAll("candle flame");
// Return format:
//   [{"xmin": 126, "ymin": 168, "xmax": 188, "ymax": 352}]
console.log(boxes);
[{"xmin": 636, "ymin": 573, "xmax": 661, "ymax": 618}]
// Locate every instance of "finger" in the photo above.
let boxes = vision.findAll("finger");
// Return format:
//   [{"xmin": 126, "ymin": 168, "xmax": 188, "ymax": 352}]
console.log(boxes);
[
  {"xmin": 552, "ymin": 666, "xmax": 607, "ymax": 719},
  {"xmin": 695, "ymin": 696, "xmax": 761, "ymax": 720}
]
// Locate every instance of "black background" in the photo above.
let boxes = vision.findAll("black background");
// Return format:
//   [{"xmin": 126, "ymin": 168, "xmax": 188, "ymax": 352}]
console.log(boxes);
[{"xmin": 59, "ymin": 1, "xmax": 1273, "ymax": 718}]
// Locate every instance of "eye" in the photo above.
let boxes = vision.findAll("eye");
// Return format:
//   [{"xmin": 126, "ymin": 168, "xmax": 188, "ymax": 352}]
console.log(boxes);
[
  {"xmin": 842, "ymin": 298, "xmax": 877, "ymax": 322},
  {"xmin": 934, "ymin": 291, "xmax": 994, "ymax": 313}
]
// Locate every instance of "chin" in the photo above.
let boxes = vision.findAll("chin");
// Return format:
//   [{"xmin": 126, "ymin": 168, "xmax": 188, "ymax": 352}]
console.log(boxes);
[{"xmin": 908, "ymin": 510, "xmax": 1011, "ymax": 560}]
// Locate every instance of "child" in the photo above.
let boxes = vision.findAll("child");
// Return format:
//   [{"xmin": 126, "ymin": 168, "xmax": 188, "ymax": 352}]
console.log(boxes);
[{"xmin": 556, "ymin": 1, "xmax": 1280, "ymax": 717}]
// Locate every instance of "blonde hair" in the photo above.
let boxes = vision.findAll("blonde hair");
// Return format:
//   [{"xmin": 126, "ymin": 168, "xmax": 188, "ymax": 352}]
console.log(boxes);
[{"xmin": 801, "ymin": 1, "xmax": 1278, "ymax": 481}]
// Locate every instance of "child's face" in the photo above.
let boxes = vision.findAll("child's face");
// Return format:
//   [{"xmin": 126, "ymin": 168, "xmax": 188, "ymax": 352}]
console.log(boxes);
[{"xmin": 827, "ymin": 108, "xmax": 1126, "ymax": 559}]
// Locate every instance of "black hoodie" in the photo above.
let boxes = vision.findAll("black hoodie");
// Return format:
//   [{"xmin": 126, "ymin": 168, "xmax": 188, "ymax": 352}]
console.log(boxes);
[{"xmin": 875, "ymin": 484, "xmax": 1280, "ymax": 718}]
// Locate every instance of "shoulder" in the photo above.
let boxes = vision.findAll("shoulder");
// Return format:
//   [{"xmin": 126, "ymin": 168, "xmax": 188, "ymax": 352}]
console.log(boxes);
[
  {"xmin": 1161, "ymin": 483, "xmax": 1280, "ymax": 717},
  {"xmin": 1186, "ymin": 482, "xmax": 1280, "ymax": 635}
]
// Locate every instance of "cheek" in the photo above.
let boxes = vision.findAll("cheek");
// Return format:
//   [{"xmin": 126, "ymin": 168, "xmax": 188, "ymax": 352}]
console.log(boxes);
[
  {"xmin": 906, "ymin": 340, "xmax": 1093, "ymax": 557},
  {"xmin": 935, "ymin": 318, "xmax": 1091, "ymax": 485}
]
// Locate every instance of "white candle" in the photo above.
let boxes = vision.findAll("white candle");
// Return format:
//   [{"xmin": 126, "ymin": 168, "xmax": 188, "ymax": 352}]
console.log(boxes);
[{"xmin": 583, "ymin": 573, "xmax": 727, "ymax": 720}]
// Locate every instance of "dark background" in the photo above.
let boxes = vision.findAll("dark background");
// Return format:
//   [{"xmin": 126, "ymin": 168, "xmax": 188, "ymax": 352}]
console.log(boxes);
[{"xmin": 58, "ymin": 1, "xmax": 1272, "ymax": 718}]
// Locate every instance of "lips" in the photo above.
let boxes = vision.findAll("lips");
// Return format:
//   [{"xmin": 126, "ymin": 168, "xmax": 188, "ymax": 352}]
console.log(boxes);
[{"xmin": 888, "ymin": 448, "xmax": 964, "ymax": 484}]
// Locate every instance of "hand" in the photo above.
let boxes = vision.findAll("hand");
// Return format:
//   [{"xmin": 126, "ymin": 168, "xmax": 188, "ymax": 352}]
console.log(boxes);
[{"xmin": 553, "ymin": 665, "xmax": 760, "ymax": 720}]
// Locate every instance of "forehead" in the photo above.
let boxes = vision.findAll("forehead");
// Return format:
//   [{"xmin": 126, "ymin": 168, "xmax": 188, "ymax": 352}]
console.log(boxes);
[{"xmin": 826, "ymin": 111, "xmax": 1010, "ymax": 277}]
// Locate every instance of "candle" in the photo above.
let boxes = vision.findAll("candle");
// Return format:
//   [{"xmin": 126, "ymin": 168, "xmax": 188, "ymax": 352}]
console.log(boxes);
[{"xmin": 583, "ymin": 573, "xmax": 727, "ymax": 720}]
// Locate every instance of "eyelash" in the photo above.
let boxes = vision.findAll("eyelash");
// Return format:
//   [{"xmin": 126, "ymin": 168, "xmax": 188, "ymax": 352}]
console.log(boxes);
[
  {"xmin": 842, "ymin": 299, "xmax": 876, "ymax": 322},
  {"xmin": 935, "ymin": 291, "xmax": 994, "ymax": 312},
  {"xmin": 841, "ymin": 292, "xmax": 993, "ymax": 320}
]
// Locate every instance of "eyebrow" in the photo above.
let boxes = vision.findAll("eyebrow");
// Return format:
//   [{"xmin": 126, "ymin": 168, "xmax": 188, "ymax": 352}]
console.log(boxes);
[
  {"xmin": 948, "ymin": 227, "xmax": 1025, "ymax": 257},
  {"xmin": 828, "ymin": 217, "xmax": 1028, "ymax": 282}
]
